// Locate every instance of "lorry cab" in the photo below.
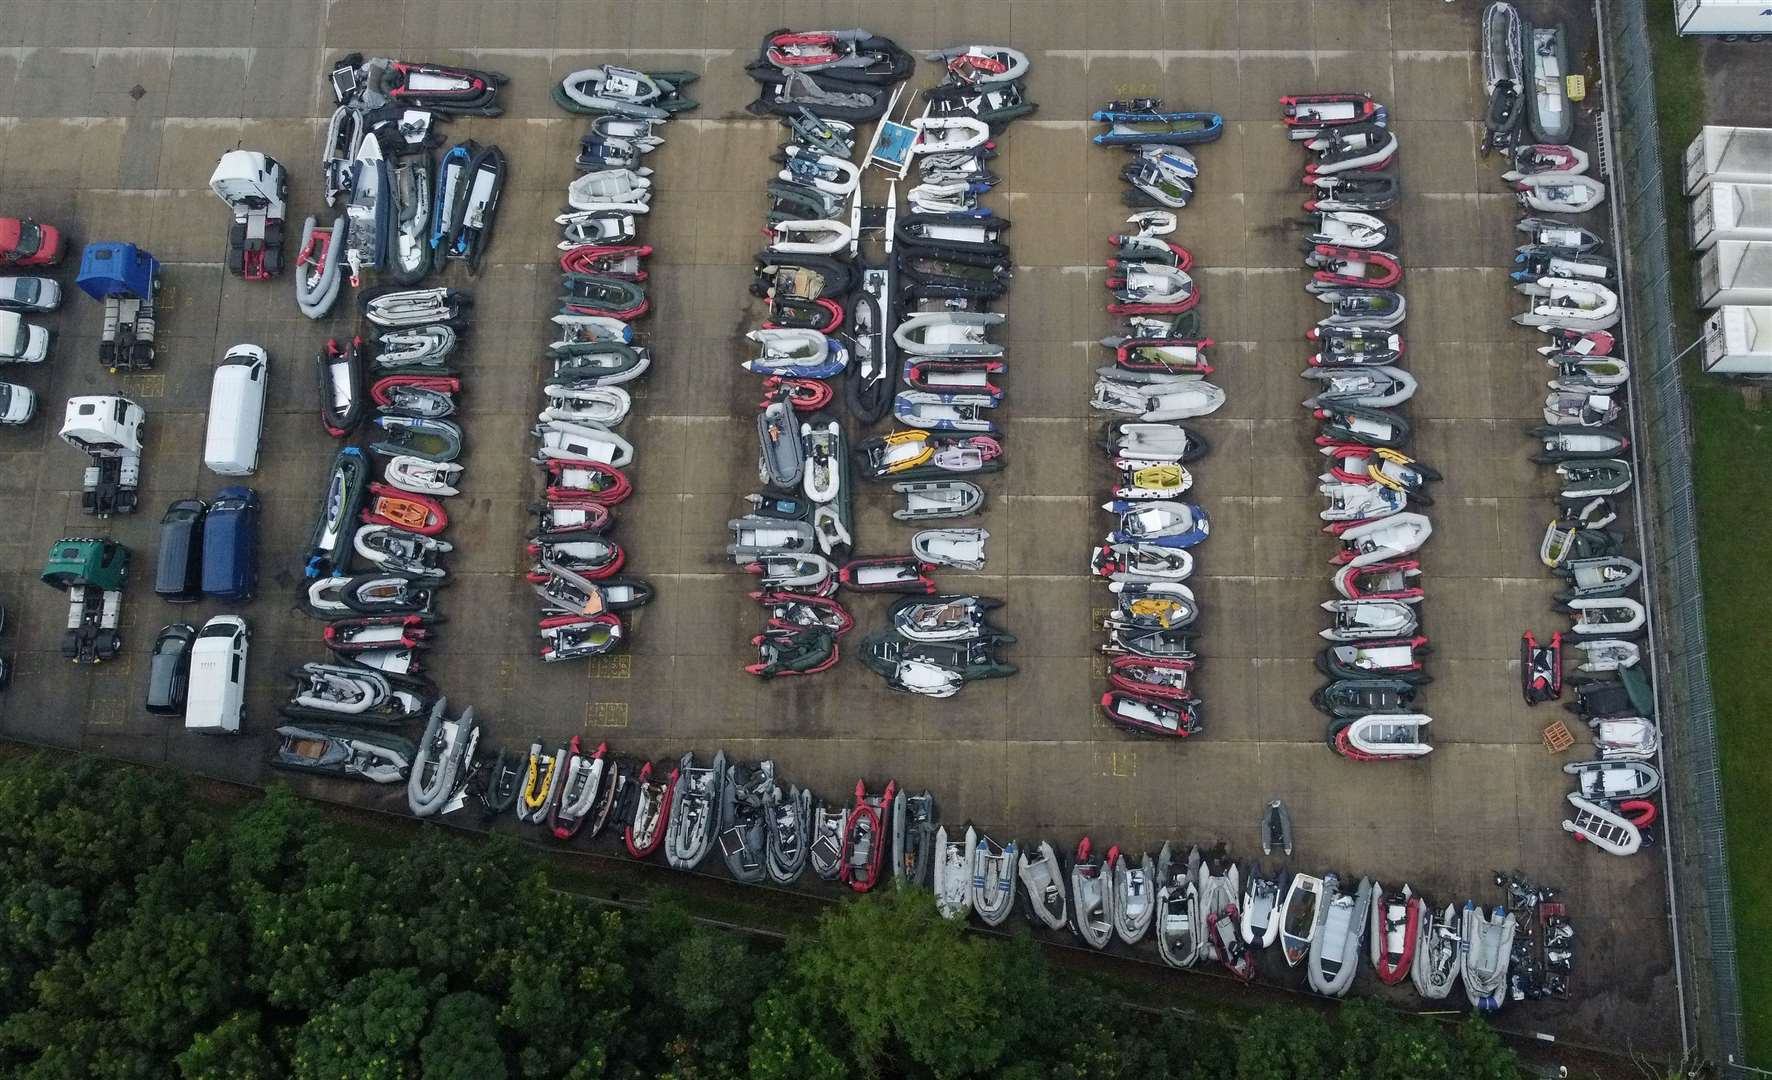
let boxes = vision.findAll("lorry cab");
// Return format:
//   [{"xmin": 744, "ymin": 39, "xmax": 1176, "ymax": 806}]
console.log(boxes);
[
  {"xmin": 0, "ymin": 218, "xmax": 63, "ymax": 267},
  {"xmin": 0, "ymin": 311, "xmax": 48, "ymax": 363},
  {"xmin": 185, "ymin": 615, "xmax": 248, "ymax": 734},
  {"xmin": 203, "ymin": 344, "xmax": 267, "ymax": 475},
  {"xmin": 154, "ymin": 498, "xmax": 206, "ymax": 602},
  {"xmin": 200, "ymin": 487, "xmax": 259, "ymax": 602}
]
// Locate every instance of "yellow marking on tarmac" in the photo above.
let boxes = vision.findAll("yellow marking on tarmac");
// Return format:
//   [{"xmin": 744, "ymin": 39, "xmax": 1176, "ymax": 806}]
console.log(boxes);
[
  {"xmin": 588, "ymin": 702, "xmax": 629, "ymax": 728},
  {"xmin": 1091, "ymin": 607, "xmax": 1111, "ymax": 623},
  {"xmin": 13, "ymin": 654, "xmax": 45, "ymax": 677},
  {"xmin": 1089, "ymin": 655, "xmax": 1106, "ymax": 679},
  {"xmin": 587, "ymin": 654, "xmax": 631, "ymax": 678},
  {"xmin": 1113, "ymin": 83, "xmax": 1158, "ymax": 99},
  {"xmin": 495, "ymin": 658, "xmax": 515, "ymax": 690},
  {"xmin": 87, "ymin": 698, "xmax": 124, "ymax": 729},
  {"xmin": 122, "ymin": 374, "xmax": 164, "ymax": 399},
  {"xmin": 1096, "ymin": 750, "xmax": 1136, "ymax": 778}
]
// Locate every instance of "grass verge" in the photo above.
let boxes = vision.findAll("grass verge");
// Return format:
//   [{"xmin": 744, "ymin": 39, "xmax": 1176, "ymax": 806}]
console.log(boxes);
[{"xmin": 1644, "ymin": 1, "xmax": 1772, "ymax": 1063}]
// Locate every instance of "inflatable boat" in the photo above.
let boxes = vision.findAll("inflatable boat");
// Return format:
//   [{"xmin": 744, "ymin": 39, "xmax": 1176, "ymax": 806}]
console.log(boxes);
[
  {"xmin": 1106, "ymin": 655, "xmax": 1194, "ymax": 700},
  {"xmin": 1318, "ymin": 636, "xmax": 1432, "ymax": 683},
  {"xmin": 271, "ymin": 723, "xmax": 415, "ymax": 783},
  {"xmin": 1093, "ymin": 102, "xmax": 1225, "ymax": 146},
  {"xmin": 1332, "ymin": 713, "xmax": 1433, "ymax": 760},
  {"xmin": 1412, "ymin": 902, "xmax": 1464, "ymax": 1000},
  {"xmin": 1069, "ymin": 838, "xmax": 1115, "ymax": 950},
  {"xmin": 1104, "ymin": 500, "xmax": 1211, "ymax": 549},
  {"xmin": 304, "ymin": 448, "xmax": 370, "ymax": 579},
  {"xmin": 1462, "ymin": 902, "xmax": 1516, "ymax": 1010},
  {"xmin": 766, "ymin": 783, "xmax": 813, "ymax": 884},
  {"xmin": 1234, "ymin": 862, "xmax": 1282, "ymax": 949},
  {"xmin": 1306, "ymin": 875, "xmax": 1372, "ymax": 997},
  {"xmin": 1155, "ymin": 846, "xmax": 1204, "ymax": 968},
  {"xmin": 1091, "ymin": 542, "xmax": 1195, "ymax": 582},
  {"xmin": 1320, "ymin": 599, "xmax": 1418, "ymax": 641},
  {"xmin": 1515, "ymin": 172, "xmax": 1605, "ymax": 213},
  {"xmin": 934, "ymin": 825, "xmax": 977, "ymax": 920},
  {"xmin": 972, "ymin": 834, "xmax": 1018, "ymax": 927},
  {"xmin": 1098, "ymin": 690, "xmax": 1202, "ymax": 738},
  {"xmin": 1368, "ymin": 882, "xmax": 1421, "ymax": 985},
  {"xmin": 1017, "ymin": 840, "xmax": 1068, "ymax": 930},
  {"xmin": 664, "ymin": 751, "xmax": 725, "ymax": 870},
  {"xmin": 624, "ymin": 758, "xmax": 676, "ymax": 860},
  {"xmin": 838, "ymin": 779, "xmax": 897, "ymax": 894},
  {"xmin": 891, "ymin": 789, "xmax": 937, "ymax": 887},
  {"xmin": 1527, "ymin": 23, "xmax": 1574, "ymax": 143}
]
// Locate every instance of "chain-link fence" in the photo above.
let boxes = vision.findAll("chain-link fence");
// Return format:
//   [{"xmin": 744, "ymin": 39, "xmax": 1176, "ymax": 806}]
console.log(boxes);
[{"xmin": 1595, "ymin": 0, "xmax": 1747, "ymax": 1072}]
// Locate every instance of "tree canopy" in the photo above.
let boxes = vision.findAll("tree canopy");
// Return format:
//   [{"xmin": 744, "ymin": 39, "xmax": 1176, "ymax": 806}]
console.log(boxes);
[{"xmin": 0, "ymin": 755, "xmax": 1523, "ymax": 1079}]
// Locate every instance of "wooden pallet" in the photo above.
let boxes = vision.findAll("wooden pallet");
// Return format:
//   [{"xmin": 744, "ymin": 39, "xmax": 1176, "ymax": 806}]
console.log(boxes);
[{"xmin": 1543, "ymin": 720, "xmax": 1576, "ymax": 754}]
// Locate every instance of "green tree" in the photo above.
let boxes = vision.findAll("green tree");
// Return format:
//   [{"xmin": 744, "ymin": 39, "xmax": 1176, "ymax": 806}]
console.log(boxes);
[
  {"xmin": 419, "ymin": 992, "xmax": 506, "ymax": 1080},
  {"xmin": 1235, "ymin": 1006, "xmax": 1338, "ymax": 1080},
  {"xmin": 177, "ymin": 1011, "xmax": 285, "ymax": 1080},
  {"xmin": 290, "ymin": 968, "xmax": 439, "ymax": 1080}
]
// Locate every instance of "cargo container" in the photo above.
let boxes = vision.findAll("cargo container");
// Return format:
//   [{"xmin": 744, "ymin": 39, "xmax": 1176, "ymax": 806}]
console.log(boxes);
[
  {"xmin": 1684, "ymin": 125, "xmax": 1772, "ymax": 194},
  {"xmin": 1698, "ymin": 241, "xmax": 1772, "ymax": 307},
  {"xmin": 1692, "ymin": 182, "xmax": 1772, "ymax": 250},
  {"xmin": 1702, "ymin": 306, "xmax": 1772, "ymax": 374}
]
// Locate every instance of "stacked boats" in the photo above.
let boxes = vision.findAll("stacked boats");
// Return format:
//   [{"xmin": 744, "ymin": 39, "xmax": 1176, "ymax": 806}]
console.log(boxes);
[
  {"xmin": 303, "ymin": 54, "xmax": 509, "ymax": 319},
  {"xmin": 288, "ymin": 287, "xmax": 471, "ymax": 739},
  {"xmin": 734, "ymin": 33, "xmax": 1029, "ymax": 692},
  {"xmin": 1085, "ymin": 98, "xmax": 1225, "ymax": 737},
  {"xmin": 1277, "ymin": 92, "xmax": 1437, "ymax": 761},
  {"xmin": 1482, "ymin": 4, "xmax": 1659, "ymax": 860},
  {"xmin": 523, "ymin": 65, "xmax": 696, "ymax": 661}
]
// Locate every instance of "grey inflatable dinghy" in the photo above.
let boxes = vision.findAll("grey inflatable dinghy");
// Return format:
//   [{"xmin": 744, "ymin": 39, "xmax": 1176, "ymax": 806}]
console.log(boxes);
[
  {"xmin": 1307, "ymin": 875, "xmax": 1372, "ymax": 997},
  {"xmin": 971, "ymin": 834, "xmax": 1018, "ymax": 926},
  {"xmin": 765, "ymin": 784, "xmax": 813, "ymax": 884},
  {"xmin": 1113, "ymin": 848, "xmax": 1158, "ymax": 945},
  {"xmin": 1156, "ymin": 844, "xmax": 1203, "ymax": 968},
  {"xmin": 1016, "ymin": 840, "xmax": 1068, "ymax": 930},
  {"xmin": 665, "ymin": 750, "xmax": 725, "ymax": 870},
  {"xmin": 757, "ymin": 400, "xmax": 804, "ymax": 488},
  {"xmin": 893, "ymin": 480, "xmax": 983, "ymax": 520}
]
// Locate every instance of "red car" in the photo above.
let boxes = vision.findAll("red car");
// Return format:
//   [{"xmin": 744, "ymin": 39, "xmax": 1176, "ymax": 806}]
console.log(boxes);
[{"xmin": 0, "ymin": 218, "xmax": 63, "ymax": 267}]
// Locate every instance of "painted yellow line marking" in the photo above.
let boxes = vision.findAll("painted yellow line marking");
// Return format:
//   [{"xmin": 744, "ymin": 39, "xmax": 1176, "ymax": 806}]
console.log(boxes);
[
  {"xmin": 588, "ymin": 702, "xmax": 629, "ymax": 729},
  {"xmin": 588, "ymin": 654, "xmax": 631, "ymax": 679}
]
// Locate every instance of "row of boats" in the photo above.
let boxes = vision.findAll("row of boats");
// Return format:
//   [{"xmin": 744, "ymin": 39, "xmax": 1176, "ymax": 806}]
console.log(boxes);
[
  {"xmin": 288, "ymin": 297, "xmax": 473, "ymax": 720},
  {"xmin": 302, "ymin": 54, "xmax": 510, "ymax": 320},
  {"xmin": 731, "ymin": 33, "xmax": 1033, "ymax": 690},
  {"xmin": 1275, "ymin": 93, "xmax": 1438, "ymax": 760},
  {"xmin": 1084, "ymin": 98, "xmax": 1226, "ymax": 737},
  {"xmin": 269, "ymin": 712, "xmax": 1551, "ymax": 1010},
  {"xmin": 516, "ymin": 64, "xmax": 701, "ymax": 661},
  {"xmin": 1473, "ymin": 47, "xmax": 1663, "ymax": 858}
]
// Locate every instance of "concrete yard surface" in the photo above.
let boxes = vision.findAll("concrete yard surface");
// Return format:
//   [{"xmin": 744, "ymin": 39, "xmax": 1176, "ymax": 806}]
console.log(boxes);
[{"xmin": 0, "ymin": 0, "xmax": 1676, "ymax": 1057}]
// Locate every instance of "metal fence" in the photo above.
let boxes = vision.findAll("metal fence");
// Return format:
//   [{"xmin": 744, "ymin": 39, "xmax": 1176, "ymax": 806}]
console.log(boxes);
[{"xmin": 1595, "ymin": 0, "xmax": 1747, "ymax": 1072}]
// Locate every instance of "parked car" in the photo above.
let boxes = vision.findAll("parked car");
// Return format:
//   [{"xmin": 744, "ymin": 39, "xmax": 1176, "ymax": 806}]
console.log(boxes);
[
  {"xmin": 0, "ymin": 276, "xmax": 61, "ymax": 312},
  {"xmin": 0, "ymin": 311, "xmax": 48, "ymax": 363},
  {"xmin": 0, "ymin": 382, "xmax": 35, "ymax": 425},
  {"xmin": 145, "ymin": 623, "xmax": 196, "ymax": 715},
  {"xmin": 203, "ymin": 345, "xmax": 267, "ymax": 475},
  {"xmin": 186, "ymin": 615, "xmax": 248, "ymax": 734},
  {"xmin": 154, "ymin": 498, "xmax": 206, "ymax": 602},
  {"xmin": 200, "ymin": 487, "xmax": 259, "ymax": 602},
  {"xmin": 0, "ymin": 218, "xmax": 63, "ymax": 267}
]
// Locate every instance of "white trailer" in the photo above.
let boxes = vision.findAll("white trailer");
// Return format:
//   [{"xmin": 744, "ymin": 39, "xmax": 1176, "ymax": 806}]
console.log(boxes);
[
  {"xmin": 1675, "ymin": 0, "xmax": 1772, "ymax": 37},
  {"xmin": 1684, "ymin": 126, "xmax": 1772, "ymax": 194},
  {"xmin": 1692, "ymin": 182, "xmax": 1772, "ymax": 250},
  {"xmin": 1698, "ymin": 241, "xmax": 1772, "ymax": 306},
  {"xmin": 1702, "ymin": 305, "xmax": 1772, "ymax": 374}
]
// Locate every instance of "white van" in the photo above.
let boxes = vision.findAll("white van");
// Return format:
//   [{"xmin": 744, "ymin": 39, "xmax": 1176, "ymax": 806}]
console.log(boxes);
[
  {"xmin": 203, "ymin": 344, "xmax": 267, "ymax": 475},
  {"xmin": 185, "ymin": 615, "xmax": 248, "ymax": 734}
]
